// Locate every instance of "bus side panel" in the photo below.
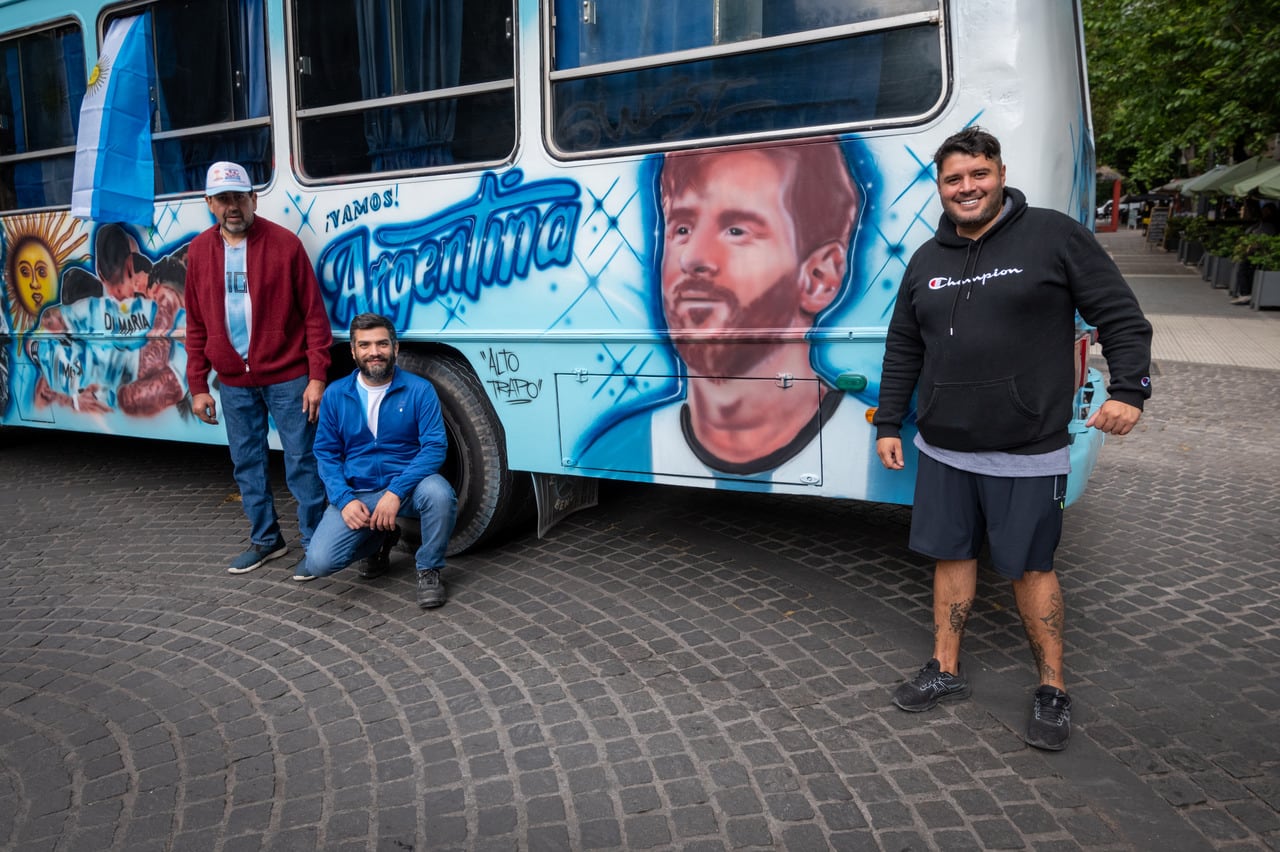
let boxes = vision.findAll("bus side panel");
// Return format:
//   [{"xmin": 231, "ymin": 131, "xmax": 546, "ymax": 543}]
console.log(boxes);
[{"xmin": 0, "ymin": 211, "xmax": 233, "ymax": 445}]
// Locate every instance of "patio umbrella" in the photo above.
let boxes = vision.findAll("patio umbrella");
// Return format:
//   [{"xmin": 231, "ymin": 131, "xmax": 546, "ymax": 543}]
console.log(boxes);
[
  {"xmin": 1227, "ymin": 161, "xmax": 1280, "ymax": 198},
  {"xmin": 1180, "ymin": 166, "xmax": 1229, "ymax": 195},
  {"xmin": 1252, "ymin": 167, "xmax": 1280, "ymax": 200},
  {"xmin": 1182, "ymin": 157, "xmax": 1267, "ymax": 196}
]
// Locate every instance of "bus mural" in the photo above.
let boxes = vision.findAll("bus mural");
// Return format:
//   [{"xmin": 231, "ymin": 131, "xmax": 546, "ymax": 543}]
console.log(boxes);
[{"xmin": 0, "ymin": 0, "xmax": 1106, "ymax": 551}]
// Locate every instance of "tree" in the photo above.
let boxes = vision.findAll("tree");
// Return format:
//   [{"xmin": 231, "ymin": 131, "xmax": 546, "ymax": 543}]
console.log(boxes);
[{"xmin": 1084, "ymin": 0, "xmax": 1280, "ymax": 189}]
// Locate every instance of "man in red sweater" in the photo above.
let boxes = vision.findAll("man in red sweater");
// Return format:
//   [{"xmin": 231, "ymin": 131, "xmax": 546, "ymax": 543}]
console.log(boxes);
[{"xmin": 186, "ymin": 161, "xmax": 333, "ymax": 574}]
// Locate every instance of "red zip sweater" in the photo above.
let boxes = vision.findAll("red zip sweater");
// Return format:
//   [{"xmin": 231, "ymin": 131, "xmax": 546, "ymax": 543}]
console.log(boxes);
[{"xmin": 185, "ymin": 216, "xmax": 332, "ymax": 394}]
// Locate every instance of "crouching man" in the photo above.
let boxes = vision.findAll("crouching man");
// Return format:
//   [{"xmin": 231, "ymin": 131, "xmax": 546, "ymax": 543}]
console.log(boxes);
[{"xmin": 295, "ymin": 313, "xmax": 457, "ymax": 609}]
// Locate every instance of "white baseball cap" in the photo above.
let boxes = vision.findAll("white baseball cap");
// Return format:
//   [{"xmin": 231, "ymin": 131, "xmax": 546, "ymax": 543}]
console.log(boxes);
[{"xmin": 205, "ymin": 161, "xmax": 253, "ymax": 196}]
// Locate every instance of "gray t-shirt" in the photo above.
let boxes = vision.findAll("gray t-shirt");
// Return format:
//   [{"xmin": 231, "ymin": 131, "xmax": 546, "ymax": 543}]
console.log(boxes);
[{"xmin": 915, "ymin": 433, "xmax": 1070, "ymax": 477}]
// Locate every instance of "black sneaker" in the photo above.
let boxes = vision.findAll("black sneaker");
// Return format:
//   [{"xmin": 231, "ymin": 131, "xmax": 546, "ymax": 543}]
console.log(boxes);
[
  {"xmin": 892, "ymin": 659, "xmax": 971, "ymax": 712},
  {"xmin": 359, "ymin": 526, "xmax": 401, "ymax": 579},
  {"xmin": 1025, "ymin": 685, "xmax": 1072, "ymax": 751},
  {"xmin": 227, "ymin": 539, "xmax": 287, "ymax": 574},
  {"xmin": 416, "ymin": 569, "xmax": 446, "ymax": 609}
]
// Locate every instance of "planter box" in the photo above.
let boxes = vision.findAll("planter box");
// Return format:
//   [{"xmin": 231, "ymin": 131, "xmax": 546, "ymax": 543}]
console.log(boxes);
[
  {"xmin": 1203, "ymin": 253, "xmax": 1218, "ymax": 283},
  {"xmin": 1183, "ymin": 239, "xmax": 1204, "ymax": 266},
  {"xmin": 1231, "ymin": 261, "xmax": 1254, "ymax": 298},
  {"xmin": 1252, "ymin": 269, "xmax": 1280, "ymax": 309},
  {"xmin": 1214, "ymin": 258, "xmax": 1237, "ymax": 290}
]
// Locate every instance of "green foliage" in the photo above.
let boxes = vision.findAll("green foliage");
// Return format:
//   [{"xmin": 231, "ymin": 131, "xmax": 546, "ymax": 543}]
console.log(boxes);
[
  {"xmin": 1232, "ymin": 233, "xmax": 1280, "ymax": 268},
  {"xmin": 1181, "ymin": 216, "xmax": 1213, "ymax": 243},
  {"xmin": 1084, "ymin": 0, "xmax": 1280, "ymax": 189},
  {"xmin": 1162, "ymin": 215, "xmax": 1188, "ymax": 249},
  {"xmin": 1204, "ymin": 225, "xmax": 1245, "ymax": 256}
]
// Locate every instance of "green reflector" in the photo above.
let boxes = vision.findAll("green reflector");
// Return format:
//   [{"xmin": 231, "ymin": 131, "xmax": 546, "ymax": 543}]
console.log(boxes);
[{"xmin": 835, "ymin": 373, "xmax": 867, "ymax": 392}]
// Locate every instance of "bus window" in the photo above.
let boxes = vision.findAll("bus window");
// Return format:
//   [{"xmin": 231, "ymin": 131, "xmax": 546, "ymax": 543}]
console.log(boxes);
[
  {"xmin": 291, "ymin": 0, "xmax": 516, "ymax": 180},
  {"xmin": 548, "ymin": 0, "xmax": 945, "ymax": 154},
  {"xmin": 0, "ymin": 22, "xmax": 86, "ymax": 211},
  {"xmin": 103, "ymin": 0, "xmax": 271, "ymax": 195}
]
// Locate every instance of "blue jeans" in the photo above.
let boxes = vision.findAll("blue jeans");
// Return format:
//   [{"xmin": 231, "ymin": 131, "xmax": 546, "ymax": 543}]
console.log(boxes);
[
  {"xmin": 219, "ymin": 374, "xmax": 326, "ymax": 549},
  {"xmin": 304, "ymin": 474, "xmax": 457, "ymax": 577}
]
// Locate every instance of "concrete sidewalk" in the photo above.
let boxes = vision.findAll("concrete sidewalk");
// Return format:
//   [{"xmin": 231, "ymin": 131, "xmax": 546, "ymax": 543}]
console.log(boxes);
[{"xmin": 1096, "ymin": 229, "xmax": 1280, "ymax": 370}]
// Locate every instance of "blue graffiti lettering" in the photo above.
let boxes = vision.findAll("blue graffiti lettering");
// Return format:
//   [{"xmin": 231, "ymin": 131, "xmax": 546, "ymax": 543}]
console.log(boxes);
[
  {"xmin": 326, "ymin": 190, "xmax": 396, "ymax": 232},
  {"xmin": 318, "ymin": 170, "xmax": 581, "ymax": 327}
]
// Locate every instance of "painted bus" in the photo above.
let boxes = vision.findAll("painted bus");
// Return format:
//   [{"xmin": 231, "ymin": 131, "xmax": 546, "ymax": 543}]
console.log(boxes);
[{"xmin": 0, "ymin": 0, "xmax": 1105, "ymax": 553}]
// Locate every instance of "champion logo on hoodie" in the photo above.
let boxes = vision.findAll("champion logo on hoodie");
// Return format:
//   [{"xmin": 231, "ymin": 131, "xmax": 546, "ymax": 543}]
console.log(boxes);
[{"xmin": 927, "ymin": 265, "xmax": 1025, "ymax": 290}]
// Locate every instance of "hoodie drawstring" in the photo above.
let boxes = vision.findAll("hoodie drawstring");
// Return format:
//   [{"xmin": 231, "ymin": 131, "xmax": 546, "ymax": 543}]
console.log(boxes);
[{"xmin": 948, "ymin": 239, "xmax": 984, "ymax": 336}]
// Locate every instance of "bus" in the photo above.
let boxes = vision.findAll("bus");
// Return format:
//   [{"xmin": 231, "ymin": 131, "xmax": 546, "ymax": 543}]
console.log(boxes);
[{"xmin": 0, "ymin": 0, "xmax": 1106, "ymax": 553}]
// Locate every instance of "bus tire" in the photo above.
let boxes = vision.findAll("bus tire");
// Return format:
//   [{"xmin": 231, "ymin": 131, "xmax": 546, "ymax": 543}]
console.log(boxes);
[
  {"xmin": 396, "ymin": 349, "xmax": 531, "ymax": 555},
  {"xmin": 0, "ymin": 342, "xmax": 10, "ymax": 426}
]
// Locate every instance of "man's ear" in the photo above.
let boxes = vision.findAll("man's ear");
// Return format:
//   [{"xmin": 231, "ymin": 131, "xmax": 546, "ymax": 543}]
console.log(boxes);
[{"xmin": 799, "ymin": 241, "xmax": 847, "ymax": 314}]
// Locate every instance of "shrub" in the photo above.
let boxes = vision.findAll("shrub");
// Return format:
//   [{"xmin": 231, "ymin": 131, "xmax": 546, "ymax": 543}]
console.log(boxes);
[
  {"xmin": 1181, "ymin": 216, "xmax": 1212, "ymax": 243},
  {"xmin": 1163, "ymin": 215, "xmax": 1188, "ymax": 250},
  {"xmin": 1204, "ymin": 225, "xmax": 1245, "ymax": 256},
  {"xmin": 1233, "ymin": 233, "xmax": 1280, "ymax": 269}
]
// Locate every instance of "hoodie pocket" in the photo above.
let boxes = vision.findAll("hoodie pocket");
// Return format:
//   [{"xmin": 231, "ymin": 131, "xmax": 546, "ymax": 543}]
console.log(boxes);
[{"xmin": 918, "ymin": 377, "xmax": 1041, "ymax": 450}]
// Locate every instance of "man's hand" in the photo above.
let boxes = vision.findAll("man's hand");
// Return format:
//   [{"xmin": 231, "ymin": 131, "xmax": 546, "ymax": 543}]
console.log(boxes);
[
  {"xmin": 369, "ymin": 492, "xmax": 401, "ymax": 531},
  {"xmin": 192, "ymin": 392, "xmax": 218, "ymax": 424},
  {"xmin": 1086, "ymin": 399, "xmax": 1142, "ymax": 436},
  {"xmin": 302, "ymin": 379, "xmax": 326, "ymax": 423},
  {"xmin": 876, "ymin": 437, "xmax": 906, "ymax": 470},
  {"xmin": 340, "ymin": 499, "xmax": 372, "ymax": 531}
]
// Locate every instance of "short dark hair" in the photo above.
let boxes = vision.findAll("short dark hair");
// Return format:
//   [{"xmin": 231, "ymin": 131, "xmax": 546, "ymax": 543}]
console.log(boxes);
[
  {"xmin": 933, "ymin": 126, "xmax": 1002, "ymax": 169},
  {"xmin": 349, "ymin": 312, "xmax": 397, "ymax": 345}
]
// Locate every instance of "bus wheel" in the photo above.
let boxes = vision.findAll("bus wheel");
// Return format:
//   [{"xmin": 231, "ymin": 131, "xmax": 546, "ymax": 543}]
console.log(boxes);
[
  {"xmin": 396, "ymin": 350, "xmax": 531, "ymax": 555},
  {"xmin": 0, "ymin": 343, "xmax": 10, "ymax": 425}
]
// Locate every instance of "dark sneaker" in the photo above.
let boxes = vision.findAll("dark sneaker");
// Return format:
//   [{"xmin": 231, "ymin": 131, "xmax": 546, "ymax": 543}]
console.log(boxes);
[
  {"xmin": 416, "ymin": 569, "xmax": 446, "ymax": 609},
  {"xmin": 359, "ymin": 526, "xmax": 401, "ymax": 579},
  {"xmin": 292, "ymin": 568, "xmax": 315, "ymax": 582},
  {"xmin": 228, "ymin": 539, "xmax": 287, "ymax": 574},
  {"xmin": 892, "ymin": 659, "xmax": 971, "ymax": 712},
  {"xmin": 1025, "ymin": 685, "xmax": 1072, "ymax": 751}
]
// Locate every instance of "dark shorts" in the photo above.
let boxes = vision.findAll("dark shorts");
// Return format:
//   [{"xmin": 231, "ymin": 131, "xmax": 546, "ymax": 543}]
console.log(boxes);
[{"xmin": 908, "ymin": 452, "xmax": 1065, "ymax": 581}]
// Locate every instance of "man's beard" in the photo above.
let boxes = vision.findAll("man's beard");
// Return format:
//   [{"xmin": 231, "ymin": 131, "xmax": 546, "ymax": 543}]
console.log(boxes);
[
  {"xmin": 948, "ymin": 191, "xmax": 1003, "ymax": 232},
  {"xmin": 358, "ymin": 351, "xmax": 396, "ymax": 383},
  {"xmin": 665, "ymin": 271, "xmax": 801, "ymax": 376}
]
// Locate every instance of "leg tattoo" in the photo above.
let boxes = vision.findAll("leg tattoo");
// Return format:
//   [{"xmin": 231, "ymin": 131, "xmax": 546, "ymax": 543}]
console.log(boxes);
[
  {"xmin": 1021, "ymin": 590, "xmax": 1064, "ymax": 684},
  {"xmin": 938, "ymin": 598, "xmax": 973, "ymax": 639}
]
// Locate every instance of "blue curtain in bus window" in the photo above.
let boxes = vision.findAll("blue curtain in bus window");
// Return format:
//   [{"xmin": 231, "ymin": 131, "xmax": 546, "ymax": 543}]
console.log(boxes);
[
  {"xmin": 6, "ymin": 29, "xmax": 86, "ymax": 207},
  {"xmin": 556, "ymin": 1, "xmax": 714, "ymax": 68},
  {"xmin": 152, "ymin": 0, "xmax": 269, "ymax": 194},
  {"xmin": 357, "ymin": 0, "xmax": 462, "ymax": 170},
  {"xmin": 234, "ymin": 0, "xmax": 268, "ymax": 120}
]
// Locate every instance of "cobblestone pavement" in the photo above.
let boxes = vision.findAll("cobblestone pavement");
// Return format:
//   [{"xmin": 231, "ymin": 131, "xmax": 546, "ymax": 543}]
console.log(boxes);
[{"xmin": 2, "ymin": 231, "xmax": 1278, "ymax": 851}]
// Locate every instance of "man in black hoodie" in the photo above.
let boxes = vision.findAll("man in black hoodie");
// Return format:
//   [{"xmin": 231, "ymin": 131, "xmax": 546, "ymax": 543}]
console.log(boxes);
[{"xmin": 872, "ymin": 127, "xmax": 1152, "ymax": 751}]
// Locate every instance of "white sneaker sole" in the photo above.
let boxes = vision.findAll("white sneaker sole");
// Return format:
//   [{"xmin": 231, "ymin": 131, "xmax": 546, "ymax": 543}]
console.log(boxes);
[{"xmin": 227, "ymin": 544, "xmax": 288, "ymax": 574}]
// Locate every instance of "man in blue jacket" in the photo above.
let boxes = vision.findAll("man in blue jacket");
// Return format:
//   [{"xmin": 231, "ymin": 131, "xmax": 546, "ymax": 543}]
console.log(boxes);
[{"xmin": 295, "ymin": 313, "xmax": 457, "ymax": 608}]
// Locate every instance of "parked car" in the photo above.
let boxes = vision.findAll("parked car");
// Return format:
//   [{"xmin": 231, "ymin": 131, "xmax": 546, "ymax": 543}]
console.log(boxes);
[{"xmin": 1097, "ymin": 200, "xmax": 1143, "ymax": 222}]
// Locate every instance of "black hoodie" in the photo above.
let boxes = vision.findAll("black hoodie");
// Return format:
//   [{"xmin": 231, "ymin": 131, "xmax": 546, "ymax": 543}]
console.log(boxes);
[{"xmin": 874, "ymin": 187, "xmax": 1152, "ymax": 454}]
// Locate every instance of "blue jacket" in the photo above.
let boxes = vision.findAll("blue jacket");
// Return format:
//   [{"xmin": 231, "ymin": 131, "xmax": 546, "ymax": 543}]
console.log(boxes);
[{"xmin": 314, "ymin": 367, "xmax": 447, "ymax": 509}]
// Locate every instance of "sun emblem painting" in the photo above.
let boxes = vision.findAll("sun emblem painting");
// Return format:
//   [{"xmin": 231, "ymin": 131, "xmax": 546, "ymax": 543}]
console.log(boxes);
[{"xmin": 3, "ymin": 212, "xmax": 89, "ymax": 331}]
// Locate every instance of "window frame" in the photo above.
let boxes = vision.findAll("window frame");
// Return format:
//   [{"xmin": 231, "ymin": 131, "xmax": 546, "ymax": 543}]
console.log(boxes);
[
  {"xmin": 542, "ymin": 2, "xmax": 952, "ymax": 160},
  {"xmin": 0, "ymin": 16, "xmax": 86, "ymax": 213},
  {"xmin": 99, "ymin": 0, "xmax": 274, "ymax": 199},
  {"xmin": 284, "ymin": 0, "xmax": 521, "ymax": 186}
]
